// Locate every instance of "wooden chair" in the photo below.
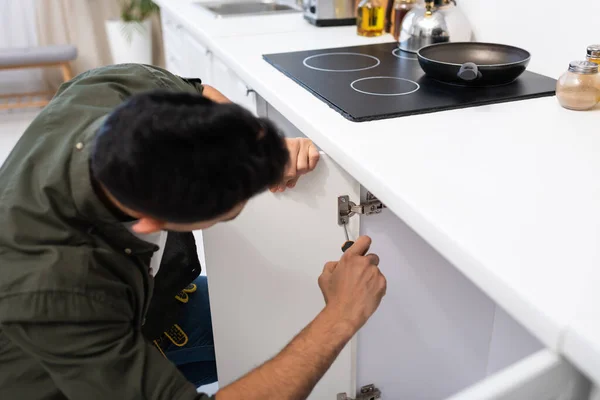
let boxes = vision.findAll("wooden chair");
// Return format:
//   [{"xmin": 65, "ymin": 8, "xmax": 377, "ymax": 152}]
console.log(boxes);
[{"xmin": 0, "ymin": 45, "xmax": 78, "ymax": 110}]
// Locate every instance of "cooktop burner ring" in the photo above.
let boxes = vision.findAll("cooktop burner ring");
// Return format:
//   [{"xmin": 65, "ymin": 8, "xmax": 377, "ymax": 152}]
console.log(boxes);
[
  {"xmin": 392, "ymin": 48, "xmax": 418, "ymax": 61},
  {"xmin": 302, "ymin": 52, "xmax": 381, "ymax": 72},
  {"xmin": 350, "ymin": 76, "xmax": 421, "ymax": 97}
]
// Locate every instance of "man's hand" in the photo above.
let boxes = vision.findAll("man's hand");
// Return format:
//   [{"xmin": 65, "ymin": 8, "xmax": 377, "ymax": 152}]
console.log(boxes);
[
  {"xmin": 270, "ymin": 138, "xmax": 320, "ymax": 192},
  {"xmin": 199, "ymin": 87, "xmax": 320, "ymax": 192},
  {"xmin": 318, "ymin": 236, "xmax": 386, "ymax": 331}
]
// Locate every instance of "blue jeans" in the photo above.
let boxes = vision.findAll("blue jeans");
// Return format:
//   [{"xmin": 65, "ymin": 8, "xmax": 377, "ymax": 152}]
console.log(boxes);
[{"xmin": 165, "ymin": 275, "xmax": 218, "ymax": 387}]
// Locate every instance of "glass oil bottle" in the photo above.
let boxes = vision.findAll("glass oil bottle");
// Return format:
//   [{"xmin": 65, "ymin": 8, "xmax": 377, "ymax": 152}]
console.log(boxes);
[
  {"xmin": 390, "ymin": 0, "xmax": 417, "ymax": 42},
  {"xmin": 357, "ymin": 0, "xmax": 385, "ymax": 37},
  {"xmin": 587, "ymin": 45, "xmax": 600, "ymax": 65}
]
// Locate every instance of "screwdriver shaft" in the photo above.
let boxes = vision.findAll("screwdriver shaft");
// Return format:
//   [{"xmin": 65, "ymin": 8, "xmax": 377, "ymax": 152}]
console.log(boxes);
[{"xmin": 342, "ymin": 222, "xmax": 350, "ymax": 241}]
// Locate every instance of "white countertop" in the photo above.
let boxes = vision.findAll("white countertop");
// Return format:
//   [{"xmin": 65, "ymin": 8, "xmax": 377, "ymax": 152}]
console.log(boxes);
[
  {"xmin": 159, "ymin": 0, "xmax": 313, "ymax": 40},
  {"xmin": 155, "ymin": 0, "xmax": 600, "ymax": 385}
]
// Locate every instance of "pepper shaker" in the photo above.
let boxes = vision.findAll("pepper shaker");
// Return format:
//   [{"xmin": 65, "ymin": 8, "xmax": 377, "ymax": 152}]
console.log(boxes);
[{"xmin": 556, "ymin": 61, "xmax": 600, "ymax": 111}]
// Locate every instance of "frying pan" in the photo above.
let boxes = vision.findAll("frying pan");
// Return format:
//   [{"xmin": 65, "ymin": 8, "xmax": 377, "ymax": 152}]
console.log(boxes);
[{"xmin": 417, "ymin": 42, "xmax": 531, "ymax": 87}]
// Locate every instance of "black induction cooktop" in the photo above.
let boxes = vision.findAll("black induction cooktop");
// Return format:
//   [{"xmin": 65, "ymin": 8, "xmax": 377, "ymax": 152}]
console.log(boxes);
[{"xmin": 263, "ymin": 42, "xmax": 557, "ymax": 122}]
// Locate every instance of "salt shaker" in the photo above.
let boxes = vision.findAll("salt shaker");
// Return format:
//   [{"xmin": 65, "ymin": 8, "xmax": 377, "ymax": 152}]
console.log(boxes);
[{"xmin": 556, "ymin": 61, "xmax": 600, "ymax": 111}]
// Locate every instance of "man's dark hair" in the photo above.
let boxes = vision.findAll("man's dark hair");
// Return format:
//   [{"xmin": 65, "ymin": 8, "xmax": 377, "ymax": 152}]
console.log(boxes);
[{"xmin": 91, "ymin": 90, "xmax": 289, "ymax": 223}]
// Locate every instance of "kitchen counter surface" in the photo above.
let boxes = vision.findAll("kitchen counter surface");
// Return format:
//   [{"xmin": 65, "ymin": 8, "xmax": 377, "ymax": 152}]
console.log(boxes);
[
  {"xmin": 155, "ymin": 0, "xmax": 600, "ymax": 385},
  {"xmin": 157, "ymin": 0, "xmax": 316, "ymax": 40}
]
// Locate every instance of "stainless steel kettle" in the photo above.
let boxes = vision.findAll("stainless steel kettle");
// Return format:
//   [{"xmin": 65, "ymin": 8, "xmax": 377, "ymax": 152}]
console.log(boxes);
[{"xmin": 399, "ymin": 0, "xmax": 472, "ymax": 53}]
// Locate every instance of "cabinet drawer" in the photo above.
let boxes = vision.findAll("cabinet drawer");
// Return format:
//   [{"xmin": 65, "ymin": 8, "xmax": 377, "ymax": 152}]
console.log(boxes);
[{"xmin": 446, "ymin": 350, "xmax": 588, "ymax": 400}]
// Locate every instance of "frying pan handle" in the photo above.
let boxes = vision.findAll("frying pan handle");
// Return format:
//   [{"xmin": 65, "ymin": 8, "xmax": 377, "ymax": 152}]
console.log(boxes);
[{"xmin": 457, "ymin": 62, "xmax": 482, "ymax": 81}]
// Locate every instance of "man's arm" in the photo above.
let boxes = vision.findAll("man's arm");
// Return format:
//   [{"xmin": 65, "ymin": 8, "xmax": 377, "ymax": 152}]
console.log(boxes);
[
  {"xmin": 2, "ymin": 236, "xmax": 383, "ymax": 400},
  {"xmin": 218, "ymin": 307, "xmax": 353, "ymax": 400},
  {"xmin": 202, "ymin": 84, "xmax": 231, "ymax": 104},
  {"xmin": 217, "ymin": 236, "xmax": 386, "ymax": 400},
  {"xmin": 2, "ymin": 319, "xmax": 208, "ymax": 400}
]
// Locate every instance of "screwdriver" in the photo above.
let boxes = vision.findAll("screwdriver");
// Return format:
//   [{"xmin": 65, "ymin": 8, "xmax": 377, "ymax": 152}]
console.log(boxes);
[{"xmin": 341, "ymin": 221, "xmax": 354, "ymax": 253}]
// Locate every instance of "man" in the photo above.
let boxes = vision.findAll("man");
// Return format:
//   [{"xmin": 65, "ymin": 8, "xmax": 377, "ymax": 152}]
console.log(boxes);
[{"xmin": 0, "ymin": 64, "xmax": 386, "ymax": 399}]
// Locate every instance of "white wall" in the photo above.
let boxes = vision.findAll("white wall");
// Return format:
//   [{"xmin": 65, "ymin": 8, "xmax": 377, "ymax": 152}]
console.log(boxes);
[
  {"xmin": 0, "ymin": 0, "xmax": 42, "ymax": 95},
  {"xmin": 458, "ymin": 0, "xmax": 599, "ymax": 79}
]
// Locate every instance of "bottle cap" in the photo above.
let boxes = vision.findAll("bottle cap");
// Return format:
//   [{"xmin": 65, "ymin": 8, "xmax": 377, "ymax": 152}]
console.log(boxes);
[
  {"xmin": 587, "ymin": 44, "xmax": 600, "ymax": 58},
  {"xmin": 569, "ymin": 60, "xmax": 599, "ymax": 74}
]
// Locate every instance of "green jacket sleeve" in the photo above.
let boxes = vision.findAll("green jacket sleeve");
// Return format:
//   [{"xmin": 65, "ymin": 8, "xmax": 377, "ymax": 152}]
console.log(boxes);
[{"xmin": 2, "ymin": 322, "xmax": 214, "ymax": 400}]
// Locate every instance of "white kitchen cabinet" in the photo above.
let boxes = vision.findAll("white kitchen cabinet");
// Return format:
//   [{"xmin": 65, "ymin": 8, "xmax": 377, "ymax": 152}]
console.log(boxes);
[
  {"xmin": 257, "ymin": 97, "xmax": 308, "ymax": 139},
  {"xmin": 160, "ymin": 11, "xmax": 256, "ymax": 113},
  {"xmin": 184, "ymin": 31, "xmax": 212, "ymax": 84},
  {"xmin": 204, "ymin": 154, "xmax": 590, "ymax": 399},
  {"xmin": 161, "ymin": 10, "xmax": 187, "ymax": 76},
  {"xmin": 211, "ymin": 55, "xmax": 257, "ymax": 115},
  {"xmin": 161, "ymin": 10, "xmax": 213, "ymax": 83}
]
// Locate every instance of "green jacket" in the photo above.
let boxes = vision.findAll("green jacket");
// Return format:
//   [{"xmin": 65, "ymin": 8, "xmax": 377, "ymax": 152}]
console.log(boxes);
[{"xmin": 0, "ymin": 64, "xmax": 213, "ymax": 400}]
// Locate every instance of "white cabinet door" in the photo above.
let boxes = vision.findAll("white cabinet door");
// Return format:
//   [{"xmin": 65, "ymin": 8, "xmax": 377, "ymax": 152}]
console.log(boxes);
[
  {"xmin": 160, "ymin": 11, "xmax": 212, "ymax": 82},
  {"xmin": 165, "ymin": 51, "xmax": 186, "ymax": 77},
  {"xmin": 183, "ymin": 31, "xmax": 212, "ymax": 84},
  {"xmin": 204, "ymin": 155, "xmax": 360, "ymax": 399},
  {"xmin": 262, "ymin": 101, "xmax": 309, "ymax": 140},
  {"xmin": 211, "ymin": 55, "xmax": 257, "ymax": 114},
  {"xmin": 161, "ymin": 11, "xmax": 186, "ymax": 76}
]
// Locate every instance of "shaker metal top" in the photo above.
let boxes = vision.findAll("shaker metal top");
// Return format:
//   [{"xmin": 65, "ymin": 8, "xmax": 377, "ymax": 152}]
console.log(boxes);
[
  {"xmin": 587, "ymin": 44, "xmax": 600, "ymax": 58},
  {"xmin": 569, "ymin": 60, "xmax": 599, "ymax": 74}
]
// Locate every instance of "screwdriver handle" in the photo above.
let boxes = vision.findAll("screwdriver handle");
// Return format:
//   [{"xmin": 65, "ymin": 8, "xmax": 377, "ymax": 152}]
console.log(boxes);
[{"xmin": 341, "ymin": 240, "xmax": 354, "ymax": 252}]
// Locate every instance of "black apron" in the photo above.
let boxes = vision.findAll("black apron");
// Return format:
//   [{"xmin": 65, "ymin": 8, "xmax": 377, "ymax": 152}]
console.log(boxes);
[{"xmin": 142, "ymin": 232, "xmax": 202, "ymax": 341}]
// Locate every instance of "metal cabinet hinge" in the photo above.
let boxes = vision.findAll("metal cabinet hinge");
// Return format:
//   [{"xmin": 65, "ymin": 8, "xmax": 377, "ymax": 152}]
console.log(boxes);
[
  {"xmin": 338, "ymin": 192, "xmax": 386, "ymax": 225},
  {"xmin": 337, "ymin": 384, "xmax": 382, "ymax": 400}
]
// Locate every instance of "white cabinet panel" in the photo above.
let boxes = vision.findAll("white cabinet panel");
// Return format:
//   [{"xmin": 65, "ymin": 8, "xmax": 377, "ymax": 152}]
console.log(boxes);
[
  {"xmin": 192, "ymin": 230, "xmax": 207, "ymax": 276},
  {"xmin": 357, "ymin": 210, "xmax": 497, "ymax": 399},
  {"xmin": 356, "ymin": 207, "xmax": 585, "ymax": 400},
  {"xmin": 184, "ymin": 32, "xmax": 212, "ymax": 83},
  {"xmin": 161, "ymin": 10, "xmax": 186, "ymax": 76},
  {"xmin": 486, "ymin": 307, "xmax": 543, "ymax": 376},
  {"xmin": 165, "ymin": 51, "xmax": 186, "ymax": 76},
  {"xmin": 264, "ymin": 102, "xmax": 308, "ymax": 139},
  {"xmin": 447, "ymin": 350, "xmax": 589, "ymax": 400},
  {"xmin": 204, "ymin": 155, "xmax": 360, "ymax": 399},
  {"xmin": 211, "ymin": 55, "xmax": 257, "ymax": 114},
  {"xmin": 161, "ymin": 11, "xmax": 212, "ymax": 82}
]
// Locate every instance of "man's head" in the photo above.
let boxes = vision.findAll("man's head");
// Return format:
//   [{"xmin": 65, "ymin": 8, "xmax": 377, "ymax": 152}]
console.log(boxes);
[{"xmin": 91, "ymin": 91, "xmax": 289, "ymax": 233}]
